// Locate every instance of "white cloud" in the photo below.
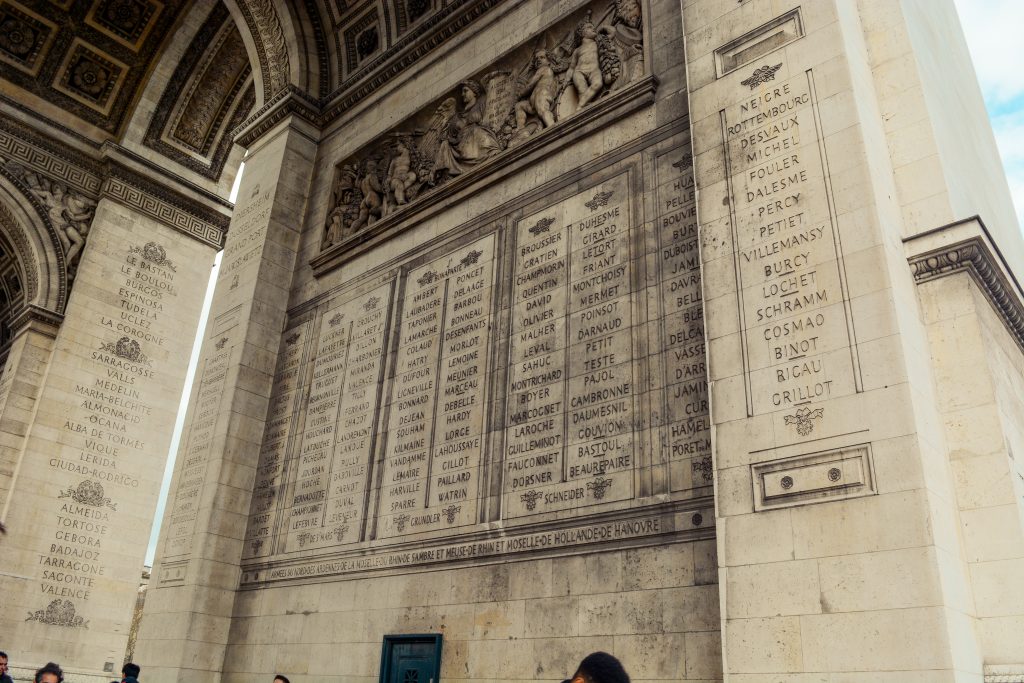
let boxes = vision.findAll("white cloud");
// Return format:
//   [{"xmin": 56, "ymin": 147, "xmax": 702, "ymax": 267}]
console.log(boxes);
[
  {"xmin": 953, "ymin": 0, "xmax": 1024, "ymax": 105},
  {"xmin": 954, "ymin": 0, "xmax": 1024, "ymax": 227}
]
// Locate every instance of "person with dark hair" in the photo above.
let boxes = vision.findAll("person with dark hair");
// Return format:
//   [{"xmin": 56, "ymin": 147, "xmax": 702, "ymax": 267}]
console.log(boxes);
[
  {"xmin": 273, "ymin": 676, "xmax": 290, "ymax": 683},
  {"xmin": 566, "ymin": 652, "xmax": 630, "ymax": 683},
  {"xmin": 34, "ymin": 662, "xmax": 63, "ymax": 683},
  {"xmin": 0, "ymin": 651, "xmax": 13, "ymax": 683},
  {"xmin": 121, "ymin": 662, "xmax": 141, "ymax": 682}
]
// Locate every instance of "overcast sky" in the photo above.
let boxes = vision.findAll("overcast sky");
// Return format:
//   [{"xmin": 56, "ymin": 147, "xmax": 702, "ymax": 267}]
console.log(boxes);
[{"xmin": 144, "ymin": 3, "xmax": 1024, "ymax": 566}]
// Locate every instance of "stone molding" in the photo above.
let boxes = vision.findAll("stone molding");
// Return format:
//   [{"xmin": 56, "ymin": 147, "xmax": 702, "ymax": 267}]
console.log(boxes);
[
  {"xmin": 143, "ymin": 3, "xmax": 256, "ymax": 180},
  {"xmin": 100, "ymin": 168, "xmax": 229, "ymax": 249},
  {"xmin": 231, "ymin": 0, "xmax": 507, "ymax": 145},
  {"xmin": 0, "ymin": 118, "xmax": 102, "ymax": 197},
  {"xmin": 9, "ymin": 303, "xmax": 64, "ymax": 339},
  {"xmin": 233, "ymin": 85, "xmax": 322, "ymax": 148},
  {"xmin": 907, "ymin": 219, "xmax": 1024, "ymax": 354},
  {"xmin": 0, "ymin": 117, "xmax": 231, "ymax": 248},
  {"xmin": 0, "ymin": 165, "xmax": 70, "ymax": 311},
  {"xmin": 986, "ymin": 667, "xmax": 1024, "ymax": 683},
  {"xmin": 239, "ymin": 499, "xmax": 713, "ymax": 587},
  {"xmin": 237, "ymin": 0, "xmax": 291, "ymax": 100}
]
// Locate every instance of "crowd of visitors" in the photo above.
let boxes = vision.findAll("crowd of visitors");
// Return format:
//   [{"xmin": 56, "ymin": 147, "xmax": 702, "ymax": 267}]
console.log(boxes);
[{"xmin": 0, "ymin": 649, "xmax": 627, "ymax": 683}]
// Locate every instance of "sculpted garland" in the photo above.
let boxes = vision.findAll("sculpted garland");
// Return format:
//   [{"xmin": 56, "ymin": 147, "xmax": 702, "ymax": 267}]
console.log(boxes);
[{"xmin": 322, "ymin": 0, "xmax": 643, "ymax": 249}]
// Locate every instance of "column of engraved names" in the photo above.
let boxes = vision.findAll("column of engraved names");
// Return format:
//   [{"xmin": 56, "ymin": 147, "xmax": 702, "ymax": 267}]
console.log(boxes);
[
  {"xmin": 504, "ymin": 174, "xmax": 635, "ymax": 518},
  {"xmin": 654, "ymin": 147, "xmax": 711, "ymax": 492},
  {"xmin": 504, "ymin": 206, "xmax": 569, "ymax": 518},
  {"xmin": 285, "ymin": 309, "xmax": 349, "ymax": 551},
  {"xmin": 566, "ymin": 174, "xmax": 635, "ymax": 505},
  {"xmin": 429, "ymin": 239, "xmax": 493, "ymax": 531},
  {"xmin": 724, "ymin": 72, "xmax": 857, "ymax": 418},
  {"xmin": 39, "ymin": 243, "xmax": 169, "ymax": 605},
  {"xmin": 243, "ymin": 323, "xmax": 309, "ymax": 559},
  {"xmin": 378, "ymin": 237, "xmax": 494, "ymax": 537},
  {"xmin": 318, "ymin": 283, "xmax": 391, "ymax": 547},
  {"xmin": 164, "ymin": 345, "xmax": 230, "ymax": 556},
  {"xmin": 377, "ymin": 270, "xmax": 441, "ymax": 536}
]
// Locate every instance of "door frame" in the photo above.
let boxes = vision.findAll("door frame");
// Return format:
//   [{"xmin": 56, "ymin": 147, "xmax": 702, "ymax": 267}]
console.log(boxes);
[{"xmin": 378, "ymin": 633, "xmax": 444, "ymax": 683}]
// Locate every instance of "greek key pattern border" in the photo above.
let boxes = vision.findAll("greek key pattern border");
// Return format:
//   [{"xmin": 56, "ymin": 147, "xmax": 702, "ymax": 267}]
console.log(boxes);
[
  {"xmin": 102, "ymin": 177, "xmax": 225, "ymax": 248},
  {"xmin": 0, "ymin": 127, "xmax": 102, "ymax": 196}
]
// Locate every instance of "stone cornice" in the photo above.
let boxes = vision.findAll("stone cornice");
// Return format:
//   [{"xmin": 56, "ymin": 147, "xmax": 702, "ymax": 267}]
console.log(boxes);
[
  {"xmin": 907, "ymin": 217, "xmax": 1024, "ymax": 353},
  {"xmin": 319, "ymin": 0, "xmax": 506, "ymax": 125},
  {"xmin": 0, "ymin": 117, "xmax": 103, "ymax": 197},
  {"xmin": 0, "ymin": 117, "xmax": 231, "ymax": 248},
  {"xmin": 10, "ymin": 304, "xmax": 64, "ymax": 339},
  {"xmin": 231, "ymin": 0, "xmax": 508, "ymax": 147},
  {"xmin": 985, "ymin": 667, "xmax": 1024, "ymax": 683},
  {"xmin": 101, "ymin": 160, "xmax": 231, "ymax": 249},
  {"xmin": 233, "ymin": 86, "xmax": 322, "ymax": 148}
]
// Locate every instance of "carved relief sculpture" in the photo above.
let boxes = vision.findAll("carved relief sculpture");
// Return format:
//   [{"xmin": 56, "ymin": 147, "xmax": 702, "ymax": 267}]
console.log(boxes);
[
  {"xmin": 321, "ymin": 0, "xmax": 644, "ymax": 250},
  {"xmin": 4, "ymin": 161, "xmax": 96, "ymax": 277}
]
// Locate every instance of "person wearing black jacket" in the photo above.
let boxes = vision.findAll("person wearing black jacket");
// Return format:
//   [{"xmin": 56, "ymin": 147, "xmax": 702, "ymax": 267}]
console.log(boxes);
[
  {"xmin": 121, "ymin": 662, "xmax": 141, "ymax": 683},
  {"xmin": 0, "ymin": 651, "xmax": 13, "ymax": 683}
]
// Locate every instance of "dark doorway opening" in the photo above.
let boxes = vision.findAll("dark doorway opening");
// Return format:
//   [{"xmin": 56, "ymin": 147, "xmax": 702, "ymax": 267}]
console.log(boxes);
[{"xmin": 379, "ymin": 634, "xmax": 443, "ymax": 683}]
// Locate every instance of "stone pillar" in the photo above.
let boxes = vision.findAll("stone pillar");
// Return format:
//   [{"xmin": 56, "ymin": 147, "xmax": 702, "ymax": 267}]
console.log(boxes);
[
  {"xmin": 136, "ymin": 113, "xmax": 317, "ymax": 683},
  {"xmin": 0, "ymin": 306, "xmax": 61, "ymax": 514},
  {"xmin": 0, "ymin": 179, "xmax": 220, "ymax": 682},
  {"xmin": 683, "ymin": 1, "xmax": 992, "ymax": 679}
]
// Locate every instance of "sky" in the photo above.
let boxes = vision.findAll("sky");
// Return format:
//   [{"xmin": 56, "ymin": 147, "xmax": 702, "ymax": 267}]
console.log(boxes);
[
  {"xmin": 143, "ymin": 3, "xmax": 1024, "ymax": 566},
  {"xmin": 954, "ymin": 0, "xmax": 1024, "ymax": 227}
]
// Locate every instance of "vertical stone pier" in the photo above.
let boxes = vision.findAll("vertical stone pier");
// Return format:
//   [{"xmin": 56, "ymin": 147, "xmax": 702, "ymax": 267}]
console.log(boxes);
[
  {"xmin": 137, "ymin": 110, "xmax": 318, "ymax": 683},
  {"xmin": 0, "ymin": 169, "xmax": 221, "ymax": 681},
  {"xmin": 683, "ymin": 0, "xmax": 1024, "ymax": 680}
]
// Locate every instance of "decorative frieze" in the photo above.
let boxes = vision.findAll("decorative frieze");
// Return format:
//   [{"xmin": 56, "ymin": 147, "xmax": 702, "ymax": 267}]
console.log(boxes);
[{"xmin": 319, "ymin": 0, "xmax": 646, "ymax": 252}]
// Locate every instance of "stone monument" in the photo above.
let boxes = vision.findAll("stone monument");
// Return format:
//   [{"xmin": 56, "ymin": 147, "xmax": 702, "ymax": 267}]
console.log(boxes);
[{"xmin": 2, "ymin": 1, "xmax": 1023, "ymax": 682}]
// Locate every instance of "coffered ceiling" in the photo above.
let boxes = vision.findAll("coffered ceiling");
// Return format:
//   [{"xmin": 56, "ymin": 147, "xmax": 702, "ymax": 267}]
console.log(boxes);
[{"xmin": 0, "ymin": 0, "xmax": 191, "ymax": 135}]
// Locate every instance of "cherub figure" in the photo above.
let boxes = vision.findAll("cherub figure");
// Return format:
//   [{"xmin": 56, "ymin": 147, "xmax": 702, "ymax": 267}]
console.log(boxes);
[
  {"xmin": 386, "ymin": 139, "xmax": 418, "ymax": 206},
  {"xmin": 566, "ymin": 19, "xmax": 603, "ymax": 112},
  {"xmin": 515, "ymin": 49, "xmax": 558, "ymax": 129},
  {"xmin": 348, "ymin": 159, "xmax": 383, "ymax": 233}
]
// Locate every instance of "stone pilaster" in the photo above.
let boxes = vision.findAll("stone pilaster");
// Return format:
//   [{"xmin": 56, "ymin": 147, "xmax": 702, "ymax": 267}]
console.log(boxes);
[
  {"xmin": 0, "ymin": 306, "xmax": 61, "ymax": 515},
  {"xmin": 136, "ymin": 114, "xmax": 317, "ymax": 683},
  {"xmin": 0, "ymin": 188, "xmax": 217, "ymax": 682},
  {"xmin": 683, "ymin": 1, "xmax": 989, "ymax": 679}
]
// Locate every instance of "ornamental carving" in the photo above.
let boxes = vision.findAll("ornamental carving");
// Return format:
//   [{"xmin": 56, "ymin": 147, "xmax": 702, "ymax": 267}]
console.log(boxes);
[
  {"xmin": 59, "ymin": 480, "xmax": 117, "ymax": 510},
  {"xmin": 26, "ymin": 599, "xmax": 89, "ymax": 628},
  {"xmin": 0, "ymin": 4, "xmax": 54, "ymax": 72},
  {"xmin": 241, "ymin": 0, "xmax": 290, "ymax": 97},
  {"xmin": 3, "ymin": 161, "xmax": 95, "ymax": 279},
  {"xmin": 321, "ymin": 0, "xmax": 644, "ymax": 250},
  {"xmin": 129, "ymin": 242, "xmax": 176, "ymax": 270},
  {"xmin": 99, "ymin": 336, "xmax": 151, "ymax": 365},
  {"xmin": 783, "ymin": 406, "xmax": 824, "ymax": 436}
]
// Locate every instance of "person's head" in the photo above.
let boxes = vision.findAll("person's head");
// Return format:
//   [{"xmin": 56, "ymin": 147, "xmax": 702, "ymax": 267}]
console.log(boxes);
[
  {"xmin": 35, "ymin": 662, "xmax": 64, "ymax": 683},
  {"xmin": 122, "ymin": 662, "xmax": 141, "ymax": 678},
  {"xmin": 274, "ymin": 676, "xmax": 290, "ymax": 683},
  {"xmin": 534, "ymin": 49, "xmax": 550, "ymax": 67},
  {"xmin": 459, "ymin": 80, "xmax": 484, "ymax": 105},
  {"xmin": 570, "ymin": 652, "xmax": 629, "ymax": 683},
  {"xmin": 0, "ymin": 651, "xmax": 8, "ymax": 675}
]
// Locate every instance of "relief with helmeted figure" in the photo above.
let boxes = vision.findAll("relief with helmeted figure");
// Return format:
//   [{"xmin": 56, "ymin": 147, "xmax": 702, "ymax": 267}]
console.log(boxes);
[{"xmin": 321, "ymin": 0, "xmax": 644, "ymax": 250}]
